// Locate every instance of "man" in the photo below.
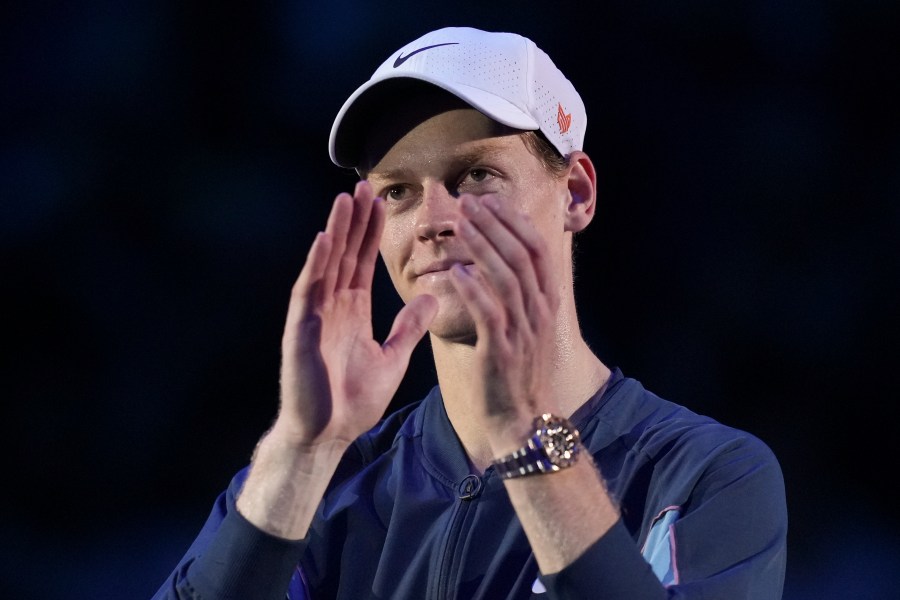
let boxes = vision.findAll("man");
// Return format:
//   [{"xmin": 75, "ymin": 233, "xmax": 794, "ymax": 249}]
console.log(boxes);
[{"xmin": 153, "ymin": 27, "xmax": 787, "ymax": 599}]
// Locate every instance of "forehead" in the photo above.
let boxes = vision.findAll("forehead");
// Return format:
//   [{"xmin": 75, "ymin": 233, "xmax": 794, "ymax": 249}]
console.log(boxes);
[{"xmin": 359, "ymin": 86, "xmax": 518, "ymax": 174}]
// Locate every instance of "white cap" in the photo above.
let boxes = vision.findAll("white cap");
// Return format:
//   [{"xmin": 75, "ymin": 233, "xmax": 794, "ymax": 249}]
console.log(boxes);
[{"xmin": 328, "ymin": 27, "xmax": 586, "ymax": 168}]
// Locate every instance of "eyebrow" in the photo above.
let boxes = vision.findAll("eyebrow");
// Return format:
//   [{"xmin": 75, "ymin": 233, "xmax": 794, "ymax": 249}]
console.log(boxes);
[
  {"xmin": 366, "ymin": 141, "xmax": 512, "ymax": 182},
  {"xmin": 364, "ymin": 166, "xmax": 407, "ymax": 184},
  {"xmin": 454, "ymin": 144, "xmax": 508, "ymax": 167}
]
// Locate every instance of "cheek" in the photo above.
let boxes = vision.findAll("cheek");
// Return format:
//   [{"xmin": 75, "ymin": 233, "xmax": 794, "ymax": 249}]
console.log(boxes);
[
  {"xmin": 517, "ymin": 178, "xmax": 566, "ymax": 228},
  {"xmin": 379, "ymin": 215, "xmax": 415, "ymax": 273},
  {"xmin": 383, "ymin": 213, "xmax": 414, "ymax": 252}
]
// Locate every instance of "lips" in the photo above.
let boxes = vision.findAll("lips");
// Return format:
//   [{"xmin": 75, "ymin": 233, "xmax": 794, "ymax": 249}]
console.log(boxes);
[{"xmin": 414, "ymin": 259, "xmax": 473, "ymax": 277}]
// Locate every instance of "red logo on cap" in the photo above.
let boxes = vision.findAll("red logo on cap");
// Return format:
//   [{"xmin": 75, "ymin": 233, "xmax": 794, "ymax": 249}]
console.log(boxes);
[{"xmin": 557, "ymin": 103, "xmax": 572, "ymax": 135}]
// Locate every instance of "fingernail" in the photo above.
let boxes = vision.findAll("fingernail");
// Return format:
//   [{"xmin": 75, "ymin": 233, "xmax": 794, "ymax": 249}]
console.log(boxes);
[
  {"xmin": 484, "ymin": 196, "xmax": 500, "ymax": 211},
  {"xmin": 461, "ymin": 195, "xmax": 480, "ymax": 215},
  {"xmin": 450, "ymin": 263, "xmax": 470, "ymax": 278}
]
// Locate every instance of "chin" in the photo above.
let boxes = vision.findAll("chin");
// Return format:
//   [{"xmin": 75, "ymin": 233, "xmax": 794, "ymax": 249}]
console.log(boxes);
[{"xmin": 426, "ymin": 305, "xmax": 477, "ymax": 344}]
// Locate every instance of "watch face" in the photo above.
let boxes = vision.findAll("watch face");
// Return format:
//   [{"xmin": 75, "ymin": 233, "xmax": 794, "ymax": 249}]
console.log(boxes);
[{"xmin": 539, "ymin": 415, "xmax": 580, "ymax": 469}]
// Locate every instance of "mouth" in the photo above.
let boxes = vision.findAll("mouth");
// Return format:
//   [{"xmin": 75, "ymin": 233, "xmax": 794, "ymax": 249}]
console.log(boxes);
[{"xmin": 415, "ymin": 260, "xmax": 474, "ymax": 278}]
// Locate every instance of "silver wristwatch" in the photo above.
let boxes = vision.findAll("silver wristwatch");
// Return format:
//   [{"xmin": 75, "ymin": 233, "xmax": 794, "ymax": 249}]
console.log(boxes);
[{"xmin": 492, "ymin": 413, "xmax": 581, "ymax": 479}]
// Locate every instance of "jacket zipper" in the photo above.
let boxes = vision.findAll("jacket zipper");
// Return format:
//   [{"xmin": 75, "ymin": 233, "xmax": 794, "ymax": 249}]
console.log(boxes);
[{"xmin": 431, "ymin": 475, "xmax": 482, "ymax": 599}]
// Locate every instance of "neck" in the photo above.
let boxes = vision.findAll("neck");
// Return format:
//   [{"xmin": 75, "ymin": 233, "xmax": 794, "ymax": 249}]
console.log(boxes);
[{"xmin": 430, "ymin": 297, "xmax": 610, "ymax": 472}]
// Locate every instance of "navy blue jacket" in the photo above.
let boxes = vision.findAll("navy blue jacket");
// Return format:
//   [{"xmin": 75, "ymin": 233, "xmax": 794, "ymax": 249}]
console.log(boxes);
[{"xmin": 152, "ymin": 369, "xmax": 787, "ymax": 599}]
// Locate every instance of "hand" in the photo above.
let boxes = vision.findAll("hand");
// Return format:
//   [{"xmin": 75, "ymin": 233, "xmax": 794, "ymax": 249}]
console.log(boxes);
[
  {"xmin": 449, "ymin": 194, "xmax": 561, "ymax": 447},
  {"xmin": 448, "ymin": 195, "xmax": 619, "ymax": 577},
  {"xmin": 273, "ymin": 181, "xmax": 438, "ymax": 450}
]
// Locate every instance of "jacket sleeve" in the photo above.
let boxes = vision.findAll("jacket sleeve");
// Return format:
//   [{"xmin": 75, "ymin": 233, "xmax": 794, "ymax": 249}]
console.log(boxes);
[
  {"xmin": 539, "ymin": 432, "xmax": 788, "ymax": 599},
  {"xmin": 149, "ymin": 467, "xmax": 307, "ymax": 600}
]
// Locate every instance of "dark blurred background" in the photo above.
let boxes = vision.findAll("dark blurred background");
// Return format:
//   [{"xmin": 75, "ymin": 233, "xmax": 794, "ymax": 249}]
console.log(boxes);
[{"xmin": 3, "ymin": 1, "xmax": 899, "ymax": 598}]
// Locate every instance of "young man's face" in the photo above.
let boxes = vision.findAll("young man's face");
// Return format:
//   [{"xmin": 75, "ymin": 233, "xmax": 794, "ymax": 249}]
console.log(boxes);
[{"xmin": 361, "ymin": 97, "xmax": 574, "ymax": 342}]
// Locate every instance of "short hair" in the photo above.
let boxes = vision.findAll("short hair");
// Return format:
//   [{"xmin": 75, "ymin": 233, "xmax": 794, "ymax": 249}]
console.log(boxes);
[{"xmin": 520, "ymin": 131, "xmax": 570, "ymax": 179}]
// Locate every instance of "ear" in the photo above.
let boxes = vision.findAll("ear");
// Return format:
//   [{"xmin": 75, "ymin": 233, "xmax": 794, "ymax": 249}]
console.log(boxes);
[{"xmin": 562, "ymin": 151, "xmax": 597, "ymax": 233}]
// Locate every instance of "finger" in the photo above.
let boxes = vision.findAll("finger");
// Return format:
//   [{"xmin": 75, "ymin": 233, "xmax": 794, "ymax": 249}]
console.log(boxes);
[
  {"xmin": 459, "ymin": 195, "xmax": 542, "ymax": 299},
  {"xmin": 381, "ymin": 294, "xmax": 438, "ymax": 365},
  {"xmin": 470, "ymin": 195, "xmax": 560, "ymax": 327},
  {"xmin": 448, "ymin": 261, "xmax": 508, "ymax": 342},
  {"xmin": 284, "ymin": 232, "xmax": 332, "ymax": 337},
  {"xmin": 482, "ymin": 195, "xmax": 557, "ymax": 300},
  {"xmin": 351, "ymin": 194, "xmax": 385, "ymax": 290},
  {"xmin": 336, "ymin": 180, "xmax": 376, "ymax": 289},
  {"xmin": 321, "ymin": 193, "xmax": 354, "ymax": 298},
  {"xmin": 455, "ymin": 202, "xmax": 528, "ymax": 326}
]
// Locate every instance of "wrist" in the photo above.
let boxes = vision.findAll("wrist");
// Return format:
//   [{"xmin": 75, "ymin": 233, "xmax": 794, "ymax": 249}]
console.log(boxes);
[
  {"xmin": 256, "ymin": 425, "xmax": 350, "ymax": 470},
  {"xmin": 487, "ymin": 412, "xmax": 539, "ymax": 458},
  {"xmin": 237, "ymin": 430, "xmax": 348, "ymax": 540},
  {"xmin": 486, "ymin": 403, "xmax": 564, "ymax": 458},
  {"xmin": 491, "ymin": 413, "xmax": 581, "ymax": 480}
]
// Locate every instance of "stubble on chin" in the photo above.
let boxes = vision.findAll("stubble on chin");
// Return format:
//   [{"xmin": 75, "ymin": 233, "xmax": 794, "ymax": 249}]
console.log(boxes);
[{"xmin": 425, "ymin": 302, "xmax": 478, "ymax": 345}]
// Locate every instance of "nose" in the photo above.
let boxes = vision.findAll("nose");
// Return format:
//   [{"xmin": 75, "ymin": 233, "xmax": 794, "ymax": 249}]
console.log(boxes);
[{"xmin": 415, "ymin": 182, "xmax": 457, "ymax": 243}]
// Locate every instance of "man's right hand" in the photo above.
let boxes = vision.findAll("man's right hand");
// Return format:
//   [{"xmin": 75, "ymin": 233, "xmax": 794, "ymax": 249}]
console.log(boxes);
[
  {"xmin": 275, "ymin": 180, "xmax": 437, "ymax": 450},
  {"xmin": 235, "ymin": 181, "xmax": 436, "ymax": 540}
]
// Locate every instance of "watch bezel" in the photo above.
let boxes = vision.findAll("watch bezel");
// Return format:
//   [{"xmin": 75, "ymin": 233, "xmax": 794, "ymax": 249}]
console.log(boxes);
[
  {"xmin": 492, "ymin": 413, "xmax": 582, "ymax": 479},
  {"xmin": 534, "ymin": 413, "xmax": 581, "ymax": 471}
]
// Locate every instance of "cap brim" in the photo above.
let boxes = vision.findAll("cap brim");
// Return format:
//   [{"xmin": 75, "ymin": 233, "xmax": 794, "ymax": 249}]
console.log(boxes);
[{"xmin": 329, "ymin": 73, "xmax": 541, "ymax": 168}]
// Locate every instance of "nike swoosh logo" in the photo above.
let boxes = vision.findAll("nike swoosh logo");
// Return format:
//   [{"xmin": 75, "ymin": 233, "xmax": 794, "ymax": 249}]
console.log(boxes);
[{"xmin": 393, "ymin": 42, "xmax": 458, "ymax": 67}]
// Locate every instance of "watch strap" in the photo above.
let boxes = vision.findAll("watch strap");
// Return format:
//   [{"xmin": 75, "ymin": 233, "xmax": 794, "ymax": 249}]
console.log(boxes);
[
  {"xmin": 493, "ymin": 436, "xmax": 555, "ymax": 479},
  {"xmin": 491, "ymin": 413, "xmax": 581, "ymax": 480}
]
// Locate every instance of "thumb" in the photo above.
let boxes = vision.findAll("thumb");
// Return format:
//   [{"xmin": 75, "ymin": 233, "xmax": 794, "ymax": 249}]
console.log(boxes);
[{"xmin": 382, "ymin": 294, "xmax": 438, "ymax": 363}]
